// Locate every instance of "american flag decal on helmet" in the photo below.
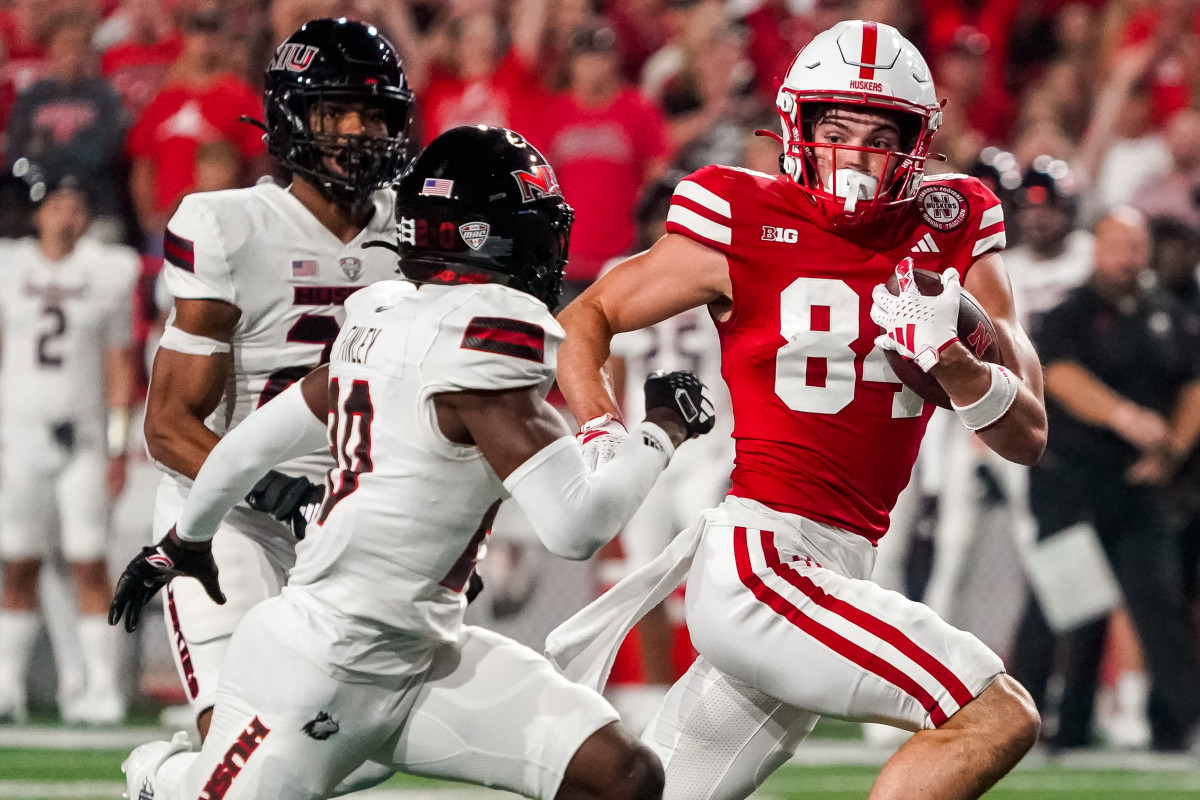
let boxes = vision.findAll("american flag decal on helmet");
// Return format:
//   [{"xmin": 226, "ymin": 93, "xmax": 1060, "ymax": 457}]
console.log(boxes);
[{"xmin": 462, "ymin": 317, "xmax": 544, "ymax": 363}]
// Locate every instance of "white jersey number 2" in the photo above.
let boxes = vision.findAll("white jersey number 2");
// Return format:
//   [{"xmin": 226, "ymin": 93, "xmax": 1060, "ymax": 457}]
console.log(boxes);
[{"xmin": 775, "ymin": 276, "xmax": 923, "ymax": 418}]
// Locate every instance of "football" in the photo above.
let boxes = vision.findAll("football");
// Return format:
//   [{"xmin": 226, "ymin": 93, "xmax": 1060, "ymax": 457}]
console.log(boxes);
[{"xmin": 881, "ymin": 268, "xmax": 1003, "ymax": 409}]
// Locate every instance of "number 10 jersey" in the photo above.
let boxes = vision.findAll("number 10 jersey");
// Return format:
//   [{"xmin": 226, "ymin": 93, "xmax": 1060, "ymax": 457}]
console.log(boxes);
[
  {"xmin": 161, "ymin": 182, "xmax": 398, "ymax": 483},
  {"xmin": 665, "ymin": 165, "xmax": 1006, "ymax": 540}
]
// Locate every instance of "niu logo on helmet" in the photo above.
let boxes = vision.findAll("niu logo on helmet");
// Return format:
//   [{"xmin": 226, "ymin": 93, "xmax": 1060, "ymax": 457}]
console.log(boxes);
[
  {"xmin": 269, "ymin": 43, "xmax": 319, "ymax": 73},
  {"xmin": 511, "ymin": 166, "xmax": 561, "ymax": 203}
]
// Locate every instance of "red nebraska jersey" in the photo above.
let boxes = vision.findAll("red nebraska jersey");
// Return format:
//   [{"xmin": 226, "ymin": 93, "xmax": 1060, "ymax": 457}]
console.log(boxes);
[{"xmin": 665, "ymin": 166, "xmax": 1005, "ymax": 540}]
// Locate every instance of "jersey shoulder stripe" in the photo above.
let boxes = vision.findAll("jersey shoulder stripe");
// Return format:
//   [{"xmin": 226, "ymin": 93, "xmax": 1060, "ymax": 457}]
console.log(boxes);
[
  {"xmin": 462, "ymin": 316, "xmax": 545, "ymax": 363},
  {"xmin": 164, "ymin": 229, "xmax": 195, "ymax": 272}
]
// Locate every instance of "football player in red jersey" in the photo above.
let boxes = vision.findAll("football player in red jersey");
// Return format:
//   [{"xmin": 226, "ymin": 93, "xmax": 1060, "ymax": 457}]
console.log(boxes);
[{"xmin": 550, "ymin": 20, "xmax": 1047, "ymax": 800}]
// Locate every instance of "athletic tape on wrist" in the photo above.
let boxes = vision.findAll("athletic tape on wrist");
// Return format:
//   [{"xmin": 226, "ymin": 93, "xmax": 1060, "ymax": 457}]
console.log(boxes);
[
  {"xmin": 952, "ymin": 363, "xmax": 1019, "ymax": 431},
  {"xmin": 159, "ymin": 325, "xmax": 232, "ymax": 356},
  {"xmin": 107, "ymin": 408, "xmax": 130, "ymax": 457}
]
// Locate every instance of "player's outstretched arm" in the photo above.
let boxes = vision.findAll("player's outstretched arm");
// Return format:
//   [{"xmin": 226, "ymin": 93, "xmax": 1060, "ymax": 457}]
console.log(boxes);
[
  {"xmin": 557, "ymin": 232, "xmax": 731, "ymax": 425},
  {"xmin": 143, "ymin": 298, "xmax": 240, "ymax": 479},
  {"xmin": 174, "ymin": 366, "xmax": 329, "ymax": 546},
  {"xmin": 436, "ymin": 371, "xmax": 713, "ymax": 560},
  {"xmin": 935, "ymin": 254, "xmax": 1048, "ymax": 465}
]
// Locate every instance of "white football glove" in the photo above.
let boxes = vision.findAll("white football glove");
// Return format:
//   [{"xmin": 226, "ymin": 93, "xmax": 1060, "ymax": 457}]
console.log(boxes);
[
  {"xmin": 576, "ymin": 414, "xmax": 628, "ymax": 471},
  {"xmin": 870, "ymin": 259, "xmax": 962, "ymax": 373}
]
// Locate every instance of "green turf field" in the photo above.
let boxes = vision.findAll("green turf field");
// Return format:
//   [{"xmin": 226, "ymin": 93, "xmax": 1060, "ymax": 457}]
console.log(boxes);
[{"xmin": 3, "ymin": 747, "xmax": 1200, "ymax": 799}]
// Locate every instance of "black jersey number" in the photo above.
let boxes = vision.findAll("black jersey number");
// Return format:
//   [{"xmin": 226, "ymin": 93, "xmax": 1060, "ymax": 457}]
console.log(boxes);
[
  {"xmin": 257, "ymin": 314, "xmax": 340, "ymax": 407},
  {"xmin": 317, "ymin": 377, "xmax": 373, "ymax": 523},
  {"xmin": 37, "ymin": 305, "xmax": 67, "ymax": 367}
]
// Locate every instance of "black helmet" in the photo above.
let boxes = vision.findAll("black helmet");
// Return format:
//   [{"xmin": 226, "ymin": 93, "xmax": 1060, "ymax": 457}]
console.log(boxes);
[
  {"xmin": 1013, "ymin": 156, "xmax": 1079, "ymax": 213},
  {"xmin": 393, "ymin": 126, "xmax": 573, "ymax": 309},
  {"xmin": 263, "ymin": 18, "xmax": 414, "ymax": 208}
]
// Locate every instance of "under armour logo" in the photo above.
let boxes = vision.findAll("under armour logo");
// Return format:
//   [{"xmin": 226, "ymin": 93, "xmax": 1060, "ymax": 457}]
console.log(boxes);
[
  {"xmin": 138, "ymin": 777, "xmax": 154, "ymax": 800},
  {"xmin": 146, "ymin": 549, "xmax": 173, "ymax": 571}
]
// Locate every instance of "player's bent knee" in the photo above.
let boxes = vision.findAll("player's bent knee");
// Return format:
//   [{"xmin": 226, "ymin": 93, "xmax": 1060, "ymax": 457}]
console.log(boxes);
[
  {"xmin": 955, "ymin": 674, "xmax": 1040, "ymax": 754},
  {"xmin": 558, "ymin": 722, "xmax": 664, "ymax": 800}
]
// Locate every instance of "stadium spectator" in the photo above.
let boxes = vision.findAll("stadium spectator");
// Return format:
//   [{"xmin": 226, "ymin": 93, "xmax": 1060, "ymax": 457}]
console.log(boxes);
[
  {"xmin": 533, "ymin": 21, "xmax": 670, "ymax": 285},
  {"xmin": 1107, "ymin": 0, "xmax": 1200, "ymax": 128},
  {"xmin": 1075, "ymin": 44, "xmax": 1172, "ymax": 225},
  {"xmin": 1009, "ymin": 208, "xmax": 1200, "ymax": 752},
  {"xmin": 0, "ymin": 0, "xmax": 52, "ymax": 121},
  {"xmin": 1148, "ymin": 216, "xmax": 1200, "ymax": 630},
  {"xmin": 1130, "ymin": 108, "xmax": 1200, "ymax": 231},
  {"xmin": 639, "ymin": 0, "xmax": 725, "ymax": 102},
  {"xmin": 410, "ymin": 0, "xmax": 548, "ymax": 144},
  {"xmin": 659, "ymin": 19, "xmax": 754, "ymax": 170},
  {"xmin": 126, "ymin": 6, "xmax": 265, "ymax": 247},
  {"xmin": 932, "ymin": 26, "xmax": 1018, "ymax": 167},
  {"xmin": 99, "ymin": 0, "xmax": 183, "ymax": 117},
  {"xmin": 605, "ymin": 0, "xmax": 669, "ymax": 85},
  {"xmin": 5, "ymin": 13, "xmax": 128, "ymax": 240},
  {"xmin": 1004, "ymin": 159, "xmax": 1093, "ymax": 329}
]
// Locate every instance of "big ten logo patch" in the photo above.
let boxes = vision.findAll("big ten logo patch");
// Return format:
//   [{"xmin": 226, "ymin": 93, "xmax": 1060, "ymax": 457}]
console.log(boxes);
[
  {"xmin": 762, "ymin": 226, "xmax": 799, "ymax": 243},
  {"xmin": 199, "ymin": 717, "xmax": 271, "ymax": 799},
  {"xmin": 916, "ymin": 186, "xmax": 969, "ymax": 232}
]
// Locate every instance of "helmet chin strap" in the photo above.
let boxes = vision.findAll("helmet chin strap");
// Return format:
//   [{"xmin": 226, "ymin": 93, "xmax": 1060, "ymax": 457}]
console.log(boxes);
[{"xmin": 824, "ymin": 169, "xmax": 878, "ymax": 214}]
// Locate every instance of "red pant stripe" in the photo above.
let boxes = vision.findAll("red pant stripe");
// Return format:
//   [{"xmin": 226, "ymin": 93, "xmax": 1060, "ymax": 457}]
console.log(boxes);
[
  {"xmin": 757, "ymin": 530, "xmax": 975, "ymax": 708},
  {"xmin": 733, "ymin": 527, "xmax": 950, "ymax": 726}
]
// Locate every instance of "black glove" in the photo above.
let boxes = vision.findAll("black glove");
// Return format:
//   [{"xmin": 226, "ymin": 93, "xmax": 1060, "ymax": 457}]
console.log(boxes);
[
  {"xmin": 108, "ymin": 529, "xmax": 225, "ymax": 633},
  {"xmin": 466, "ymin": 571, "xmax": 485, "ymax": 604},
  {"xmin": 644, "ymin": 370, "xmax": 716, "ymax": 438},
  {"xmin": 246, "ymin": 469, "xmax": 324, "ymax": 540}
]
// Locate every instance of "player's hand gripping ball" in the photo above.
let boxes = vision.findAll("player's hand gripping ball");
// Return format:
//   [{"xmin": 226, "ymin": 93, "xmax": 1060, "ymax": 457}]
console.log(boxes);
[{"xmin": 870, "ymin": 260, "xmax": 1002, "ymax": 409}]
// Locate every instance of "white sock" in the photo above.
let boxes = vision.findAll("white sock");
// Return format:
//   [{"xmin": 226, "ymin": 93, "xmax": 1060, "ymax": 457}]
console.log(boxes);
[
  {"xmin": 77, "ymin": 614, "xmax": 119, "ymax": 696},
  {"xmin": 0, "ymin": 610, "xmax": 40, "ymax": 689},
  {"xmin": 1115, "ymin": 670, "xmax": 1149, "ymax": 720}
]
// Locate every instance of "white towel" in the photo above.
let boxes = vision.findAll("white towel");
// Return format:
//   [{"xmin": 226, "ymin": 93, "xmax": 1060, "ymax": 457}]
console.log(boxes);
[{"xmin": 545, "ymin": 512, "xmax": 709, "ymax": 692}]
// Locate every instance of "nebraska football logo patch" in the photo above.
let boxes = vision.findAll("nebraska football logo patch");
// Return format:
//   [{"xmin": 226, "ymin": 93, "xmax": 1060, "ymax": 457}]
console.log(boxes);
[{"xmin": 917, "ymin": 186, "xmax": 969, "ymax": 232}]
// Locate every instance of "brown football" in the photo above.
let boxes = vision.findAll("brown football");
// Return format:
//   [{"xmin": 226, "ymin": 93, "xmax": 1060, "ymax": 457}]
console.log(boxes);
[{"xmin": 881, "ymin": 267, "xmax": 1003, "ymax": 409}]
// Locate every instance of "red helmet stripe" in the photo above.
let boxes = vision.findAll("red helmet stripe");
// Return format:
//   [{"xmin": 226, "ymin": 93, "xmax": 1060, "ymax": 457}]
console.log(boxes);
[{"xmin": 859, "ymin": 21, "xmax": 878, "ymax": 79}]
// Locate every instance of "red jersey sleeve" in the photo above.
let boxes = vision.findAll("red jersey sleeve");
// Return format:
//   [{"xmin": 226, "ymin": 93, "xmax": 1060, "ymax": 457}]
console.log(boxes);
[
  {"xmin": 921, "ymin": 175, "xmax": 1006, "ymax": 280},
  {"xmin": 665, "ymin": 164, "xmax": 736, "ymax": 255}
]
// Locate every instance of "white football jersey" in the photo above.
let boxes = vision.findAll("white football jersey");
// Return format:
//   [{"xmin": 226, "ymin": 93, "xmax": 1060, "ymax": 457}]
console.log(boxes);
[
  {"xmin": 287, "ymin": 280, "xmax": 560, "ymax": 672},
  {"xmin": 161, "ymin": 183, "xmax": 398, "ymax": 482},
  {"xmin": 0, "ymin": 236, "xmax": 138, "ymax": 425},
  {"xmin": 1003, "ymin": 229, "xmax": 1094, "ymax": 328}
]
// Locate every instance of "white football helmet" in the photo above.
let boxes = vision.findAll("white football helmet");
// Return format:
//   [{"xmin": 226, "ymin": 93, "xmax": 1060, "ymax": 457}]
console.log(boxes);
[{"xmin": 773, "ymin": 20, "xmax": 942, "ymax": 226}]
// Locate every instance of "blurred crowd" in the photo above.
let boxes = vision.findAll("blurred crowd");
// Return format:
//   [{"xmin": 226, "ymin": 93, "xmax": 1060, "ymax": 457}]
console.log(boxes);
[{"xmin": 3, "ymin": 0, "xmax": 1200, "ymax": 753}]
